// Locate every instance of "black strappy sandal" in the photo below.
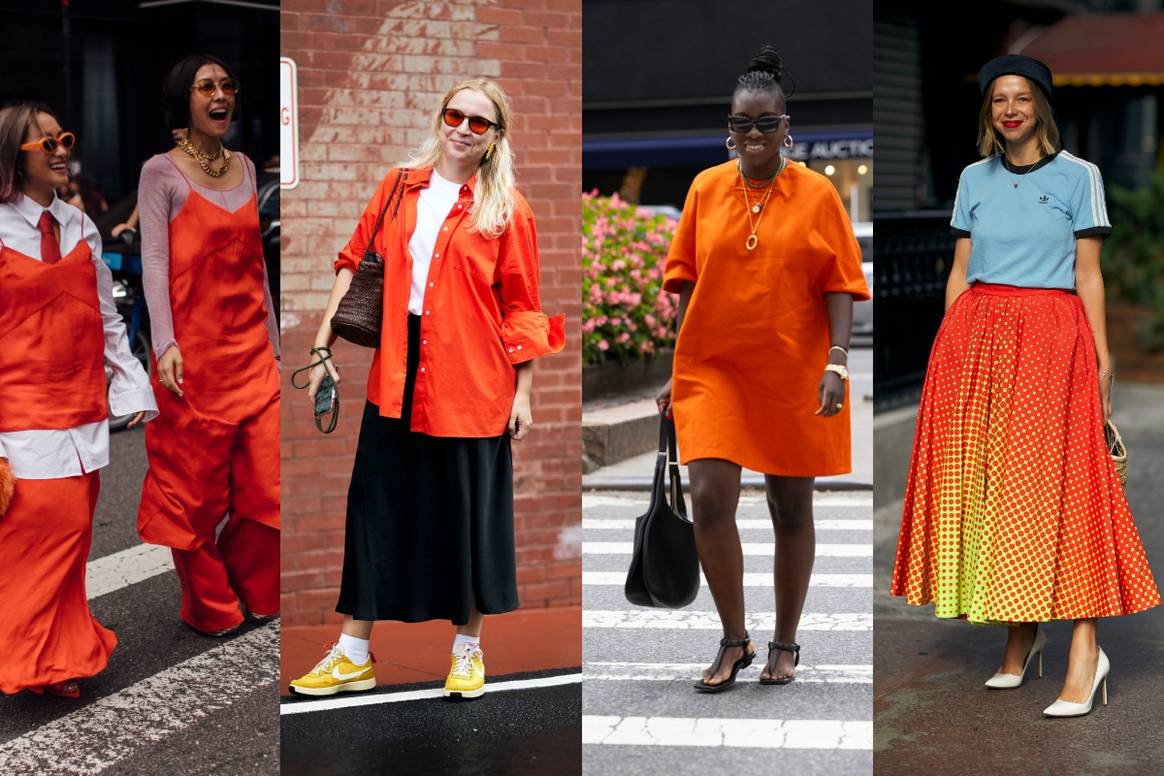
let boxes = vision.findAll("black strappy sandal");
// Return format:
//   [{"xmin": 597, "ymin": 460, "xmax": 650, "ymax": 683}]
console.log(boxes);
[
  {"xmin": 693, "ymin": 634, "xmax": 754, "ymax": 693},
  {"xmin": 760, "ymin": 640, "xmax": 800, "ymax": 685}
]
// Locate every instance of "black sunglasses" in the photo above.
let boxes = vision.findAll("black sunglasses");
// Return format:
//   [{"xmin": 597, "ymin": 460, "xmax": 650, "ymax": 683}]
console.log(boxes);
[{"xmin": 728, "ymin": 113, "xmax": 790, "ymax": 134}]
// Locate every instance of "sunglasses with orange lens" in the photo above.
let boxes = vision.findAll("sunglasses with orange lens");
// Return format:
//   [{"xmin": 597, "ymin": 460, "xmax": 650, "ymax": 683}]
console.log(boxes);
[
  {"xmin": 191, "ymin": 78, "xmax": 241, "ymax": 97},
  {"xmin": 20, "ymin": 131, "xmax": 76, "ymax": 154},
  {"xmin": 441, "ymin": 108, "xmax": 499, "ymax": 135}
]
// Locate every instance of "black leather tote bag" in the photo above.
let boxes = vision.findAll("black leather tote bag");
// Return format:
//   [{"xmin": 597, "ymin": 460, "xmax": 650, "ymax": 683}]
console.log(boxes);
[{"xmin": 624, "ymin": 416, "xmax": 699, "ymax": 608}]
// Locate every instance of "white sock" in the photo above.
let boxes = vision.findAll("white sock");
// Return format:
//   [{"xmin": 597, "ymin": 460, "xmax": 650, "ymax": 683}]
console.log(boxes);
[
  {"xmin": 339, "ymin": 633, "xmax": 370, "ymax": 666},
  {"xmin": 453, "ymin": 634, "xmax": 480, "ymax": 653}
]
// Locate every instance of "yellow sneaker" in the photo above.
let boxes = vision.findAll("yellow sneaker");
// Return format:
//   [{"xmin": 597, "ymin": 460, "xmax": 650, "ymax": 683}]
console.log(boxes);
[
  {"xmin": 289, "ymin": 642, "xmax": 376, "ymax": 697},
  {"xmin": 443, "ymin": 643, "xmax": 485, "ymax": 699}
]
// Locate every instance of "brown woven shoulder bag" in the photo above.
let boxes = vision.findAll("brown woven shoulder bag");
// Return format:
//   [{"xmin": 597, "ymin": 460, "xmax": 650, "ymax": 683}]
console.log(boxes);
[{"xmin": 330, "ymin": 169, "xmax": 408, "ymax": 348}]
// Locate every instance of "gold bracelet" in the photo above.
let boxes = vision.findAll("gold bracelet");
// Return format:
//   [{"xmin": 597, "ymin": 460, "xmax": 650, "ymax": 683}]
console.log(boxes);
[{"xmin": 828, "ymin": 345, "xmax": 848, "ymax": 359}]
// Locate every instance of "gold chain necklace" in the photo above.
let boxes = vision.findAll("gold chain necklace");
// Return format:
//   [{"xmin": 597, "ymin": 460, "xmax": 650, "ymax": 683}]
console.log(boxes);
[
  {"xmin": 737, "ymin": 156, "xmax": 784, "ymax": 251},
  {"xmin": 178, "ymin": 139, "xmax": 231, "ymax": 178}
]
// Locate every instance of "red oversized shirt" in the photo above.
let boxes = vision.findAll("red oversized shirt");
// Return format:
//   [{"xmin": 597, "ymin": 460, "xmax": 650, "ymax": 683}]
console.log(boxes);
[{"xmin": 335, "ymin": 166, "xmax": 565, "ymax": 437}]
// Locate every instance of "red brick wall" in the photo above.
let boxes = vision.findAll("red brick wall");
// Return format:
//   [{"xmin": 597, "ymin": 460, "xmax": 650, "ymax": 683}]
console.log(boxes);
[{"xmin": 280, "ymin": 0, "xmax": 582, "ymax": 626}]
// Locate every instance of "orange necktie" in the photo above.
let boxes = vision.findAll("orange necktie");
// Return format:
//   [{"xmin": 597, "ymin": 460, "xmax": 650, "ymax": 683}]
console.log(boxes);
[{"xmin": 38, "ymin": 210, "xmax": 62, "ymax": 265}]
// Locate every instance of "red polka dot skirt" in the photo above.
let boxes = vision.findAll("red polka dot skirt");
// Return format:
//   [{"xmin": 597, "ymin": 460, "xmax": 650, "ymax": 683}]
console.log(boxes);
[{"xmin": 891, "ymin": 283, "xmax": 1160, "ymax": 624}]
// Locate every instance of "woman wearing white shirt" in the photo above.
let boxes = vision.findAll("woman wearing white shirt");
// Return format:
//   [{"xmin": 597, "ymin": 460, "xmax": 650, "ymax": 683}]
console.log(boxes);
[{"xmin": 0, "ymin": 103, "xmax": 157, "ymax": 698}]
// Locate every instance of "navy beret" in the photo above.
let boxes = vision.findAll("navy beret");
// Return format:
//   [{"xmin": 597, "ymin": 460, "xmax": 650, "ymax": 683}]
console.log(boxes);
[{"xmin": 977, "ymin": 55, "xmax": 1053, "ymax": 99}]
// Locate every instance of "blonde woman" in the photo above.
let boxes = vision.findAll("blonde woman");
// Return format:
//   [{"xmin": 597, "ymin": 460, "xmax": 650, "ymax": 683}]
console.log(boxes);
[
  {"xmin": 891, "ymin": 55, "xmax": 1159, "ymax": 717},
  {"xmin": 289, "ymin": 79, "xmax": 564, "ymax": 700}
]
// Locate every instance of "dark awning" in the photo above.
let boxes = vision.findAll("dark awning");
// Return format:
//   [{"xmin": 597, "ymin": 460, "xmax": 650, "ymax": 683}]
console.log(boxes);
[{"xmin": 1013, "ymin": 13, "xmax": 1164, "ymax": 86}]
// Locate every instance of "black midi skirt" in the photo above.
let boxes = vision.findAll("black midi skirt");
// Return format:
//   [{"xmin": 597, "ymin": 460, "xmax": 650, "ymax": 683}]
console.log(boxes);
[{"xmin": 335, "ymin": 314, "xmax": 518, "ymax": 625}]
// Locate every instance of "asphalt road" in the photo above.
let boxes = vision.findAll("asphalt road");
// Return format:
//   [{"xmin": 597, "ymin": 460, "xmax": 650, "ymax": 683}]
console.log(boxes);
[
  {"xmin": 280, "ymin": 671, "xmax": 582, "ymax": 775},
  {"xmin": 0, "ymin": 427, "xmax": 280, "ymax": 776},
  {"xmin": 873, "ymin": 382, "xmax": 1164, "ymax": 774},
  {"xmin": 582, "ymin": 490, "xmax": 873, "ymax": 774}
]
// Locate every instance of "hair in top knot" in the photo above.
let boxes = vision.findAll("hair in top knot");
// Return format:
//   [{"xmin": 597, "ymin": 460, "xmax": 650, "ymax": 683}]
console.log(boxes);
[{"xmin": 736, "ymin": 45, "xmax": 794, "ymax": 99}]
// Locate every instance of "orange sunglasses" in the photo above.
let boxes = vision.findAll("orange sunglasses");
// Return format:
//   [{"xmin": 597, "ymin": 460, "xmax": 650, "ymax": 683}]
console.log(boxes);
[
  {"xmin": 20, "ymin": 131, "xmax": 76, "ymax": 154},
  {"xmin": 441, "ymin": 108, "xmax": 499, "ymax": 135}
]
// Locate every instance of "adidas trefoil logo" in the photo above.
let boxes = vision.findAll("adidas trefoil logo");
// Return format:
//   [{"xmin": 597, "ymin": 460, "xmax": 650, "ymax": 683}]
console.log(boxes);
[{"xmin": 1038, "ymin": 195, "xmax": 1049, "ymax": 204}]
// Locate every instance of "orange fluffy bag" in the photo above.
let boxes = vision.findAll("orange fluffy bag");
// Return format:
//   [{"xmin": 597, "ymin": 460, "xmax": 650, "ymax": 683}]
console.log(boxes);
[{"xmin": 0, "ymin": 458, "xmax": 13, "ymax": 517}]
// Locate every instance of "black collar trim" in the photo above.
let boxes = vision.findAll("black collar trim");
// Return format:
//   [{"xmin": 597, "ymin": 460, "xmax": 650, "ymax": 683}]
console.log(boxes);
[{"xmin": 1000, "ymin": 148, "xmax": 1061, "ymax": 175}]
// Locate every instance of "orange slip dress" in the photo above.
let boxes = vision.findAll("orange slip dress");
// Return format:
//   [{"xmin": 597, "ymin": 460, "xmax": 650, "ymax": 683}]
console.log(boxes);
[
  {"xmin": 663, "ymin": 160, "xmax": 870, "ymax": 476},
  {"xmin": 0, "ymin": 234, "xmax": 114, "ymax": 693},
  {"xmin": 137, "ymin": 159, "xmax": 280, "ymax": 633}
]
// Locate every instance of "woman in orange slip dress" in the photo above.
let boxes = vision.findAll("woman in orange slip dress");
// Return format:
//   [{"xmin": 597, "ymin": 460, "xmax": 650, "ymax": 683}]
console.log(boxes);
[
  {"xmin": 890, "ymin": 55, "xmax": 1159, "ymax": 718},
  {"xmin": 0, "ymin": 103, "xmax": 156, "ymax": 698},
  {"xmin": 136, "ymin": 55, "xmax": 281, "ymax": 636},
  {"xmin": 656, "ymin": 46, "xmax": 869, "ymax": 693}
]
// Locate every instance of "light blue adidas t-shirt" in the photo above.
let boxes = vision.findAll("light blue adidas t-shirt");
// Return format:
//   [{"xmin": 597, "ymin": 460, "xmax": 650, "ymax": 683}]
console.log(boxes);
[{"xmin": 950, "ymin": 150, "xmax": 1112, "ymax": 289}]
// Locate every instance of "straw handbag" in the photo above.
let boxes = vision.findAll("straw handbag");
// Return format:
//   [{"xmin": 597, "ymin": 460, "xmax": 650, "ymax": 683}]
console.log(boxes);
[
  {"xmin": 330, "ymin": 170, "xmax": 406, "ymax": 348},
  {"xmin": 1105, "ymin": 418, "xmax": 1128, "ymax": 487}
]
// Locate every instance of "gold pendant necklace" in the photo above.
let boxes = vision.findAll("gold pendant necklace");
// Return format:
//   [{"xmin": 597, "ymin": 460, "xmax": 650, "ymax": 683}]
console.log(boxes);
[{"xmin": 738, "ymin": 157, "xmax": 784, "ymax": 251}]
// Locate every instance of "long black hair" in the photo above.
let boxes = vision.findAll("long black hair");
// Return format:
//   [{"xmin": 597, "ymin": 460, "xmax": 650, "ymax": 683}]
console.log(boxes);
[{"xmin": 162, "ymin": 54, "xmax": 239, "ymax": 130}]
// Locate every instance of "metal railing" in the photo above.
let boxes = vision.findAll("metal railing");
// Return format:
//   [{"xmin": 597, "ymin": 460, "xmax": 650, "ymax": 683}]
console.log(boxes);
[{"xmin": 873, "ymin": 210, "xmax": 956, "ymax": 411}]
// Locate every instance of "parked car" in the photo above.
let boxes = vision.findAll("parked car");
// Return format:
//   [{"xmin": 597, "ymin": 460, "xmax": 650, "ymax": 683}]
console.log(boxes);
[{"xmin": 851, "ymin": 221, "xmax": 873, "ymax": 340}]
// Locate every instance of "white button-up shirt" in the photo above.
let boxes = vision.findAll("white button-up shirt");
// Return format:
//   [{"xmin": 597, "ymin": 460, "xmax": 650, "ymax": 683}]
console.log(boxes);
[{"xmin": 0, "ymin": 194, "xmax": 158, "ymax": 479}]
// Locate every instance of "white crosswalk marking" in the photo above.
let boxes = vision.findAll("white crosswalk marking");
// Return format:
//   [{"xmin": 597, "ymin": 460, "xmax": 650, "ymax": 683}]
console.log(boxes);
[
  {"xmin": 583, "ymin": 490, "xmax": 873, "ymax": 769},
  {"xmin": 584, "ymin": 542, "xmax": 872, "ymax": 557},
  {"xmin": 583, "ymin": 716, "xmax": 873, "ymax": 749},
  {"xmin": 582, "ymin": 518, "xmax": 872, "ymax": 530},
  {"xmin": 585, "ymin": 662, "xmax": 872, "ymax": 683},
  {"xmin": 0, "ymin": 621, "xmax": 279, "ymax": 774},
  {"xmin": 582, "ymin": 571, "xmax": 872, "ymax": 588},
  {"xmin": 583, "ymin": 610, "xmax": 872, "ymax": 631},
  {"xmin": 86, "ymin": 544, "xmax": 173, "ymax": 599}
]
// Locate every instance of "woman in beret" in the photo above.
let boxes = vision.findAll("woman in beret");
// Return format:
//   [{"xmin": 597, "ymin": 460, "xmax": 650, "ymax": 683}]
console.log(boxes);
[{"xmin": 890, "ymin": 54, "xmax": 1159, "ymax": 717}]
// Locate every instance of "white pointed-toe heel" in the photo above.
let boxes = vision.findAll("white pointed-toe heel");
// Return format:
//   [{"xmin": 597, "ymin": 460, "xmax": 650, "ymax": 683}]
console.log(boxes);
[
  {"xmin": 984, "ymin": 625, "xmax": 1046, "ymax": 689},
  {"xmin": 1043, "ymin": 646, "xmax": 1109, "ymax": 718}
]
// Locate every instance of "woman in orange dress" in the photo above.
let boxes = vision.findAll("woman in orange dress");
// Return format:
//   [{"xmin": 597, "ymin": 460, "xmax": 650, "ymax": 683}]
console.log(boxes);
[
  {"xmin": 658, "ymin": 47, "xmax": 869, "ymax": 692},
  {"xmin": 136, "ymin": 55, "xmax": 281, "ymax": 636},
  {"xmin": 0, "ymin": 103, "xmax": 156, "ymax": 697}
]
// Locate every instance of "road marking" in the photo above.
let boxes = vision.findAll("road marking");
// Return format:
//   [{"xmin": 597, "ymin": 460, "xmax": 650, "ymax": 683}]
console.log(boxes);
[
  {"xmin": 583, "ymin": 494, "xmax": 871, "ymax": 509},
  {"xmin": 0, "ymin": 621, "xmax": 279, "ymax": 774},
  {"xmin": 582, "ymin": 518, "xmax": 871, "ymax": 531},
  {"xmin": 86, "ymin": 544, "xmax": 173, "ymax": 599},
  {"xmin": 583, "ymin": 610, "xmax": 871, "ymax": 631},
  {"xmin": 581, "ymin": 572, "xmax": 871, "ymax": 588},
  {"xmin": 584, "ymin": 662, "xmax": 871, "ymax": 684},
  {"xmin": 280, "ymin": 672, "xmax": 583, "ymax": 715},
  {"xmin": 583, "ymin": 716, "xmax": 873, "ymax": 749},
  {"xmin": 583, "ymin": 542, "xmax": 871, "ymax": 557}
]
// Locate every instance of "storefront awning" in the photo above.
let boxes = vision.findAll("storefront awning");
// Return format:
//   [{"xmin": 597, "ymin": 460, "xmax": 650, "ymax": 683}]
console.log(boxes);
[
  {"xmin": 583, "ymin": 130, "xmax": 872, "ymax": 171},
  {"xmin": 1013, "ymin": 13, "xmax": 1164, "ymax": 86}
]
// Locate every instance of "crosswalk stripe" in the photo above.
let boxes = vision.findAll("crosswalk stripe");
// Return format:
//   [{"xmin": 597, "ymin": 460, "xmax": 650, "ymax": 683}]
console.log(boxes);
[
  {"xmin": 583, "ymin": 716, "xmax": 873, "ymax": 750},
  {"xmin": 582, "ymin": 518, "xmax": 871, "ymax": 531},
  {"xmin": 583, "ymin": 542, "xmax": 871, "ymax": 557},
  {"xmin": 583, "ymin": 494, "xmax": 871, "ymax": 509},
  {"xmin": 86, "ymin": 544, "xmax": 173, "ymax": 600},
  {"xmin": 280, "ymin": 672, "xmax": 583, "ymax": 715},
  {"xmin": 0, "ymin": 621, "xmax": 279, "ymax": 774},
  {"xmin": 581, "ymin": 571, "xmax": 871, "ymax": 588},
  {"xmin": 583, "ymin": 610, "xmax": 871, "ymax": 631},
  {"xmin": 584, "ymin": 662, "xmax": 871, "ymax": 683}
]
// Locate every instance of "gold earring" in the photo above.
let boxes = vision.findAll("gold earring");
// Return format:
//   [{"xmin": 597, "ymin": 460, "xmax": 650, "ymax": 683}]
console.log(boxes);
[{"xmin": 484, "ymin": 143, "xmax": 495, "ymax": 163}]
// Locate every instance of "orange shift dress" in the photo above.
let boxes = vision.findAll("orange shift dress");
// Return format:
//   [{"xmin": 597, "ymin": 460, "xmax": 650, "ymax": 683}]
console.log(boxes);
[{"xmin": 663, "ymin": 160, "xmax": 869, "ymax": 475}]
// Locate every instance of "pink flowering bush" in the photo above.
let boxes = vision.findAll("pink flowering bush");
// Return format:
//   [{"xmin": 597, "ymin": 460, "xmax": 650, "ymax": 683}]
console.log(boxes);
[{"xmin": 582, "ymin": 191, "xmax": 678, "ymax": 364}]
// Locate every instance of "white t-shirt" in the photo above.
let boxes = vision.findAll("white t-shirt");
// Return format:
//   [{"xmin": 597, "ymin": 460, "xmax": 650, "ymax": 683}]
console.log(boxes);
[{"xmin": 407, "ymin": 170, "xmax": 462, "ymax": 315}]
